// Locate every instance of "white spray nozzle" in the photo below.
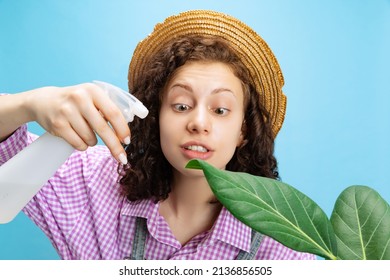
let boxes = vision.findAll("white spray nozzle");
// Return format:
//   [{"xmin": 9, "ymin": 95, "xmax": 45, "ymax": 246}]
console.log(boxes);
[{"xmin": 93, "ymin": 80, "xmax": 149, "ymax": 122}]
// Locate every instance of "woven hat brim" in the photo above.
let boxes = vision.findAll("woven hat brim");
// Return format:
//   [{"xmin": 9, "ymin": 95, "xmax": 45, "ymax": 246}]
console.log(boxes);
[{"xmin": 129, "ymin": 10, "xmax": 286, "ymax": 136}]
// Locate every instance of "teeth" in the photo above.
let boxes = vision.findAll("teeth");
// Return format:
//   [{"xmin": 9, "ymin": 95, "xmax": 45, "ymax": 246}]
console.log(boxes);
[{"xmin": 186, "ymin": 145, "xmax": 208, "ymax": 152}]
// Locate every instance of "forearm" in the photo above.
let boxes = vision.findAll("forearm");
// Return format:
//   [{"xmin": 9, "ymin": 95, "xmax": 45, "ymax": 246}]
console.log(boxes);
[{"xmin": 0, "ymin": 92, "xmax": 34, "ymax": 141}]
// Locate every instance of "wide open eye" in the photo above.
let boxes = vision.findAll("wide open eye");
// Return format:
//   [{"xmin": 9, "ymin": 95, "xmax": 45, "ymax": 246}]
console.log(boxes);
[
  {"xmin": 173, "ymin": 103, "xmax": 191, "ymax": 112},
  {"xmin": 213, "ymin": 107, "xmax": 230, "ymax": 116}
]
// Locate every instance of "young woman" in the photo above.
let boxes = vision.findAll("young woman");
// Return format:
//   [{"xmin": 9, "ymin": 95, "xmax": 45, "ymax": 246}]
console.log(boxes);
[{"xmin": 0, "ymin": 10, "xmax": 315, "ymax": 260}]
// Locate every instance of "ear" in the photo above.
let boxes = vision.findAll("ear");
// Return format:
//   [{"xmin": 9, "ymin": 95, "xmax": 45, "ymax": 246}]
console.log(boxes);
[{"xmin": 237, "ymin": 120, "xmax": 247, "ymax": 147}]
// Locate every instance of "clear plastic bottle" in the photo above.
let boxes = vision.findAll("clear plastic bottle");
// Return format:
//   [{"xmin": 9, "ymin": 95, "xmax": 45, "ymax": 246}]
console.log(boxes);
[{"xmin": 0, "ymin": 81, "xmax": 148, "ymax": 223}]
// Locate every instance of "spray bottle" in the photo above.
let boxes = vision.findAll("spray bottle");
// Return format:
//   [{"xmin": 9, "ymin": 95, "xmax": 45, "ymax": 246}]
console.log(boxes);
[{"xmin": 0, "ymin": 81, "xmax": 148, "ymax": 224}]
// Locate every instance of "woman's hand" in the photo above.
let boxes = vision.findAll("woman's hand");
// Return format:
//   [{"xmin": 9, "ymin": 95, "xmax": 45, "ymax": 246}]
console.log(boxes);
[{"xmin": 25, "ymin": 83, "xmax": 131, "ymax": 164}]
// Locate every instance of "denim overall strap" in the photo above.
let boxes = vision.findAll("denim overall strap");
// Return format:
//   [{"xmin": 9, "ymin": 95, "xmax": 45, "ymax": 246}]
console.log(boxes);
[
  {"xmin": 235, "ymin": 230, "xmax": 264, "ymax": 260},
  {"xmin": 126, "ymin": 217, "xmax": 148, "ymax": 260},
  {"xmin": 127, "ymin": 217, "xmax": 263, "ymax": 260}
]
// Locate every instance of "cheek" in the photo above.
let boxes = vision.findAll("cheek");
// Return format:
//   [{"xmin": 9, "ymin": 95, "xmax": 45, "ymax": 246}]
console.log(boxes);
[
  {"xmin": 219, "ymin": 117, "xmax": 244, "ymax": 143},
  {"xmin": 159, "ymin": 113, "xmax": 172, "ymax": 150},
  {"xmin": 215, "ymin": 120, "xmax": 243, "ymax": 149},
  {"xmin": 159, "ymin": 109, "xmax": 183, "ymax": 161},
  {"xmin": 159, "ymin": 110, "xmax": 184, "ymax": 139}
]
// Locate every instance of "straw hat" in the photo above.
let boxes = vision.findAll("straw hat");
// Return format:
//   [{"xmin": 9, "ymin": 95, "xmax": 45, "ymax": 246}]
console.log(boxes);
[{"xmin": 129, "ymin": 10, "xmax": 286, "ymax": 136}]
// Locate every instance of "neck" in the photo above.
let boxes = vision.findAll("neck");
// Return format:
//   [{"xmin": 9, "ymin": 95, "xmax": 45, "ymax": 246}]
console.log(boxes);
[
  {"xmin": 173, "ymin": 170, "xmax": 217, "ymax": 205},
  {"xmin": 160, "ymin": 169, "xmax": 221, "ymax": 219},
  {"xmin": 158, "ymin": 169, "xmax": 222, "ymax": 245}
]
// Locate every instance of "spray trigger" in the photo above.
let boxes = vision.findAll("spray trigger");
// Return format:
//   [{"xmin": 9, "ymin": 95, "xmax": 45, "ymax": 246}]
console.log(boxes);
[{"xmin": 93, "ymin": 80, "xmax": 149, "ymax": 122}]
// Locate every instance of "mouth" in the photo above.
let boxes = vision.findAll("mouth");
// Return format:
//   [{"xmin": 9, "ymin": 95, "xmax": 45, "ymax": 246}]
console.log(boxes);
[
  {"xmin": 184, "ymin": 145, "xmax": 209, "ymax": 153},
  {"xmin": 181, "ymin": 142, "xmax": 213, "ymax": 160}
]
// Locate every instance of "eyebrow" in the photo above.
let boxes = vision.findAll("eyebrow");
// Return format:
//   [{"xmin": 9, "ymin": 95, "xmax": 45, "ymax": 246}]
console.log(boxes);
[{"xmin": 170, "ymin": 83, "xmax": 237, "ymax": 98}]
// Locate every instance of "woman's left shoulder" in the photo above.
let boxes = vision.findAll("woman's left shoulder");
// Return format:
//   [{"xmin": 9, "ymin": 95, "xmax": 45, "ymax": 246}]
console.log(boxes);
[{"xmin": 257, "ymin": 236, "xmax": 317, "ymax": 260}]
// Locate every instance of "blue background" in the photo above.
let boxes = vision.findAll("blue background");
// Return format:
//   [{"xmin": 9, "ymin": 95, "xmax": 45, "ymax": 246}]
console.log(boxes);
[{"xmin": 0, "ymin": 0, "xmax": 389, "ymax": 259}]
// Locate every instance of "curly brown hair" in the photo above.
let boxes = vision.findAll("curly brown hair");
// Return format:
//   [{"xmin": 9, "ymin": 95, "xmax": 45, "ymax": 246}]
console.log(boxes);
[{"xmin": 119, "ymin": 35, "xmax": 279, "ymax": 202}]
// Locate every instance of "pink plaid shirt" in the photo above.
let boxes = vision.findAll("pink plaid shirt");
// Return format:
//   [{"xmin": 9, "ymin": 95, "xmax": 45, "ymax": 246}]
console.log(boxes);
[{"xmin": 0, "ymin": 125, "xmax": 315, "ymax": 260}]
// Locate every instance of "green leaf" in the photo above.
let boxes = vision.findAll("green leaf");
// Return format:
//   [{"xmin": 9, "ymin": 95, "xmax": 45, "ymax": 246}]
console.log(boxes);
[
  {"xmin": 330, "ymin": 185, "xmax": 390, "ymax": 260},
  {"xmin": 186, "ymin": 159, "xmax": 338, "ymax": 260}
]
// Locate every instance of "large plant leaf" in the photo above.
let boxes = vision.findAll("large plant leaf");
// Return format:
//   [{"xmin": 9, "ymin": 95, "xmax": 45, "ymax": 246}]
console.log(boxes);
[
  {"xmin": 330, "ymin": 185, "xmax": 390, "ymax": 260},
  {"xmin": 186, "ymin": 159, "xmax": 338, "ymax": 260}
]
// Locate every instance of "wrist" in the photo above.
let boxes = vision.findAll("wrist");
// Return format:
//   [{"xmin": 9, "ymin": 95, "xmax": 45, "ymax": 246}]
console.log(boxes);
[
  {"xmin": 19, "ymin": 89, "xmax": 37, "ymax": 123},
  {"xmin": 0, "ymin": 94, "xmax": 29, "ymax": 141}
]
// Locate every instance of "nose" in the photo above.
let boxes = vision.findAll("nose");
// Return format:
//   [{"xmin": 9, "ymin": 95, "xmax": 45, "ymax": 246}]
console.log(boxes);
[{"xmin": 186, "ymin": 107, "xmax": 211, "ymax": 134}]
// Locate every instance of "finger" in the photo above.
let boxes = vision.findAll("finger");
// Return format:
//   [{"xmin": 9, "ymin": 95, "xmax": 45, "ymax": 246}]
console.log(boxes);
[
  {"xmin": 104, "ymin": 111, "xmax": 131, "ymax": 146},
  {"xmin": 68, "ymin": 113, "xmax": 97, "ymax": 147},
  {"xmin": 92, "ymin": 83, "xmax": 131, "ymax": 142},
  {"xmin": 54, "ymin": 122, "xmax": 89, "ymax": 151},
  {"xmin": 82, "ymin": 102, "xmax": 128, "ymax": 164}
]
